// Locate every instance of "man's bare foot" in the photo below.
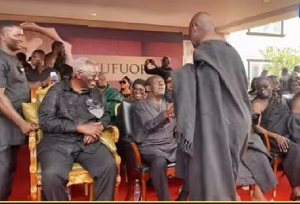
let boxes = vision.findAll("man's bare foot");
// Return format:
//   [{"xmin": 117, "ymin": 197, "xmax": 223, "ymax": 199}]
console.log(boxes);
[
  {"xmin": 236, "ymin": 193, "xmax": 241, "ymax": 201},
  {"xmin": 251, "ymin": 194, "xmax": 268, "ymax": 201},
  {"xmin": 291, "ymin": 187, "xmax": 300, "ymax": 201}
]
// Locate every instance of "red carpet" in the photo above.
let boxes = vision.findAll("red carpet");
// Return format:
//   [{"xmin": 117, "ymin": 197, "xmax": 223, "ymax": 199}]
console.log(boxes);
[{"xmin": 8, "ymin": 145, "xmax": 291, "ymax": 201}]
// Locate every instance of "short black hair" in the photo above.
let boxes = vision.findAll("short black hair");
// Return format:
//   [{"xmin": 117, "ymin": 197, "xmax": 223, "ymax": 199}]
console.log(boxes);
[
  {"xmin": 32, "ymin": 49, "xmax": 46, "ymax": 57},
  {"xmin": 0, "ymin": 20, "xmax": 21, "ymax": 31},
  {"xmin": 16, "ymin": 52, "xmax": 27, "ymax": 61},
  {"xmin": 282, "ymin": 67, "xmax": 288, "ymax": 73},
  {"xmin": 51, "ymin": 41, "xmax": 63, "ymax": 50},
  {"xmin": 132, "ymin": 78, "xmax": 146, "ymax": 88}
]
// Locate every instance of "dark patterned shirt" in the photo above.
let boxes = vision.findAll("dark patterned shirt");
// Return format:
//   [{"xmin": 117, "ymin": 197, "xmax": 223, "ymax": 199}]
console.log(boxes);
[{"xmin": 37, "ymin": 79, "xmax": 111, "ymax": 155}]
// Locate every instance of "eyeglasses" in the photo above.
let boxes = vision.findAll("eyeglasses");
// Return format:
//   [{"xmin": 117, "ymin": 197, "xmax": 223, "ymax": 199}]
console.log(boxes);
[
  {"xmin": 79, "ymin": 70, "xmax": 98, "ymax": 79},
  {"xmin": 119, "ymin": 80, "xmax": 127, "ymax": 84},
  {"xmin": 165, "ymin": 80, "xmax": 172, "ymax": 83},
  {"xmin": 133, "ymin": 88, "xmax": 145, "ymax": 92}
]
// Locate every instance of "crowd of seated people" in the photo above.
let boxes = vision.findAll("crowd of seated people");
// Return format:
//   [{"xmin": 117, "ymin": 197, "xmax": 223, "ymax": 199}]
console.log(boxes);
[
  {"xmin": 242, "ymin": 68, "xmax": 300, "ymax": 201},
  {"xmin": 8, "ymin": 32, "xmax": 300, "ymax": 201}
]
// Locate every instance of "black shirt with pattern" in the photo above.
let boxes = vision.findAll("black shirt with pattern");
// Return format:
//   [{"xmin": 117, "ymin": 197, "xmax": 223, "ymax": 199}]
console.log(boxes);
[
  {"xmin": 0, "ymin": 49, "xmax": 30, "ymax": 146},
  {"xmin": 37, "ymin": 79, "xmax": 111, "ymax": 156}
]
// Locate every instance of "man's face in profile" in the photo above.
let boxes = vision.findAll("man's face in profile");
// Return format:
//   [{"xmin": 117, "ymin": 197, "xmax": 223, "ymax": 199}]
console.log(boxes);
[
  {"xmin": 79, "ymin": 64, "xmax": 99, "ymax": 89},
  {"xmin": 1, "ymin": 26, "xmax": 24, "ymax": 52}
]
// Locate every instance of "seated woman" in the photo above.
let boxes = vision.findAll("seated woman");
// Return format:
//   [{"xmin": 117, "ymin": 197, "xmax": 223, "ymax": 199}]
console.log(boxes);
[
  {"xmin": 252, "ymin": 76, "xmax": 300, "ymax": 201},
  {"xmin": 127, "ymin": 78, "xmax": 146, "ymax": 101},
  {"xmin": 115, "ymin": 78, "xmax": 147, "ymax": 164}
]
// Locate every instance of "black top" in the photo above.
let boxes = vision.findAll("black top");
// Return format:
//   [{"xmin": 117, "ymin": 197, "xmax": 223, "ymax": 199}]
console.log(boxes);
[
  {"xmin": 37, "ymin": 79, "xmax": 111, "ymax": 155},
  {"xmin": 0, "ymin": 49, "xmax": 30, "ymax": 146},
  {"xmin": 0, "ymin": 49, "xmax": 30, "ymax": 111},
  {"xmin": 26, "ymin": 66, "xmax": 55, "ymax": 82}
]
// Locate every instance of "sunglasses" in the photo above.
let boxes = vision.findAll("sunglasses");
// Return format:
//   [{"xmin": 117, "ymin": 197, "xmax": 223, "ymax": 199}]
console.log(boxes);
[
  {"xmin": 166, "ymin": 80, "xmax": 172, "ymax": 83},
  {"xmin": 119, "ymin": 80, "xmax": 127, "ymax": 84}
]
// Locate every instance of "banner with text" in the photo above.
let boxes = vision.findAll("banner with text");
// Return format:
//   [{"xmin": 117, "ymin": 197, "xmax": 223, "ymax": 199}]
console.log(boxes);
[{"xmin": 73, "ymin": 55, "xmax": 163, "ymax": 81}]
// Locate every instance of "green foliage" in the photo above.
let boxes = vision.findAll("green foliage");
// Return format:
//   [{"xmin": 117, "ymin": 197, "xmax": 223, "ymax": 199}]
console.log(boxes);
[{"xmin": 259, "ymin": 46, "xmax": 300, "ymax": 76}]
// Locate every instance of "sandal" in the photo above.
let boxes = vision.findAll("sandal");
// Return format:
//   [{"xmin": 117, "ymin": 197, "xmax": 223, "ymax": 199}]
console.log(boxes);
[{"xmin": 290, "ymin": 194, "xmax": 300, "ymax": 201}]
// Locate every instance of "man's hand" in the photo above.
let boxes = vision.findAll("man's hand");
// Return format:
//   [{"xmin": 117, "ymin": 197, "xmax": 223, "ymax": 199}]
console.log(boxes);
[
  {"xmin": 274, "ymin": 133, "xmax": 290, "ymax": 152},
  {"xmin": 164, "ymin": 103, "xmax": 174, "ymax": 119},
  {"xmin": 144, "ymin": 59, "xmax": 156, "ymax": 67},
  {"xmin": 83, "ymin": 135, "xmax": 98, "ymax": 145},
  {"xmin": 20, "ymin": 121, "xmax": 39, "ymax": 135},
  {"xmin": 76, "ymin": 122, "xmax": 104, "ymax": 139}
]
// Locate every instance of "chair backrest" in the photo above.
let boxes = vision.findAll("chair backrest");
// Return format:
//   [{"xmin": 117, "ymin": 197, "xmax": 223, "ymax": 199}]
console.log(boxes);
[
  {"xmin": 118, "ymin": 100, "xmax": 143, "ymax": 169},
  {"xmin": 121, "ymin": 100, "xmax": 134, "ymax": 137}
]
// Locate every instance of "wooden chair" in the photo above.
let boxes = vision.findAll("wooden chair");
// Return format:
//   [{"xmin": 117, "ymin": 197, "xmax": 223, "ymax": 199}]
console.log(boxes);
[
  {"xmin": 119, "ymin": 100, "xmax": 176, "ymax": 201},
  {"xmin": 123, "ymin": 141, "xmax": 175, "ymax": 201},
  {"xmin": 260, "ymin": 132, "xmax": 285, "ymax": 198},
  {"xmin": 22, "ymin": 90, "xmax": 121, "ymax": 201}
]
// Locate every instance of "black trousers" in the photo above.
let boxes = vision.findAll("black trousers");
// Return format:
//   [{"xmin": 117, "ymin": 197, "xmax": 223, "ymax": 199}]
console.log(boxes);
[
  {"xmin": 38, "ymin": 144, "xmax": 117, "ymax": 201},
  {"xmin": 141, "ymin": 154, "xmax": 170, "ymax": 201},
  {"xmin": 0, "ymin": 145, "xmax": 20, "ymax": 200}
]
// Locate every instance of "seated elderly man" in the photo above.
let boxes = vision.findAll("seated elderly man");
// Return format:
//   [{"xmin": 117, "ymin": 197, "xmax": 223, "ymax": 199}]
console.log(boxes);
[
  {"xmin": 132, "ymin": 75, "xmax": 177, "ymax": 201},
  {"xmin": 37, "ymin": 57, "xmax": 117, "ymax": 201}
]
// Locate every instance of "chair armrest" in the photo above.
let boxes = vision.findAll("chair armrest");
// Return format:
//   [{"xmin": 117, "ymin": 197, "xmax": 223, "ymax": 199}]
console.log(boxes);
[
  {"xmin": 130, "ymin": 142, "xmax": 143, "ymax": 167},
  {"xmin": 261, "ymin": 131, "xmax": 271, "ymax": 152},
  {"xmin": 99, "ymin": 126, "xmax": 120, "ymax": 154},
  {"xmin": 115, "ymin": 103, "xmax": 121, "ymax": 118},
  {"xmin": 107, "ymin": 125, "xmax": 119, "ymax": 143},
  {"xmin": 28, "ymin": 130, "xmax": 38, "ymax": 174}
]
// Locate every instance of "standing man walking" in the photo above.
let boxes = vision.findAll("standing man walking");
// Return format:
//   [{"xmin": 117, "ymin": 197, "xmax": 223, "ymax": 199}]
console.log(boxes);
[
  {"xmin": 172, "ymin": 12, "xmax": 251, "ymax": 201},
  {"xmin": 0, "ymin": 21, "xmax": 38, "ymax": 200}
]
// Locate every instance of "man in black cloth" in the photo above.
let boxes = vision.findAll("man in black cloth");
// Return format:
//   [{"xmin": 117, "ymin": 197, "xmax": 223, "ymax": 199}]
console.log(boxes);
[
  {"xmin": 37, "ymin": 57, "xmax": 117, "ymax": 200},
  {"xmin": 144, "ymin": 56, "xmax": 172, "ymax": 79},
  {"xmin": 253, "ymin": 77, "xmax": 300, "ymax": 201},
  {"xmin": 0, "ymin": 21, "xmax": 38, "ymax": 200},
  {"xmin": 172, "ymin": 12, "xmax": 251, "ymax": 201},
  {"xmin": 26, "ymin": 49, "xmax": 56, "ymax": 84}
]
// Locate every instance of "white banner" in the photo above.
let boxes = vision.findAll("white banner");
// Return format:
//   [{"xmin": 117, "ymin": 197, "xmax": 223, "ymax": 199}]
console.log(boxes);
[{"xmin": 73, "ymin": 55, "xmax": 163, "ymax": 81}]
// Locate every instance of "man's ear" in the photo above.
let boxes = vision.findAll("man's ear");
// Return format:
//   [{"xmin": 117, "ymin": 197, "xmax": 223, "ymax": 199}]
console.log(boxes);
[
  {"xmin": 75, "ymin": 71, "xmax": 82, "ymax": 79},
  {"xmin": 191, "ymin": 23, "xmax": 198, "ymax": 33},
  {"xmin": 0, "ymin": 32, "xmax": 6, "ymax": 41}
]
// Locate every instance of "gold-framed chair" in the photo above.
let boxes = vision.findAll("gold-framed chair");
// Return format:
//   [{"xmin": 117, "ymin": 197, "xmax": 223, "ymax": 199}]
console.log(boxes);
[
  {"xmin": 22, "ymin": 88, "xmax": 121, "ymax": 201},
  {"xmin": 260, "ymin": 132, "xmax": 285, "ymax": 198},
  {"xmin": 27, "ymin": 126, "xmax": 121, "ymax": 201}
]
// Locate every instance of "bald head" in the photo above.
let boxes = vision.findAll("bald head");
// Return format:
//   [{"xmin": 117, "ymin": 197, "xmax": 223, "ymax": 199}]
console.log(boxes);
[{"xmin": 189, "ymin": 12, "xmax": 216, "ymax": 47}]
